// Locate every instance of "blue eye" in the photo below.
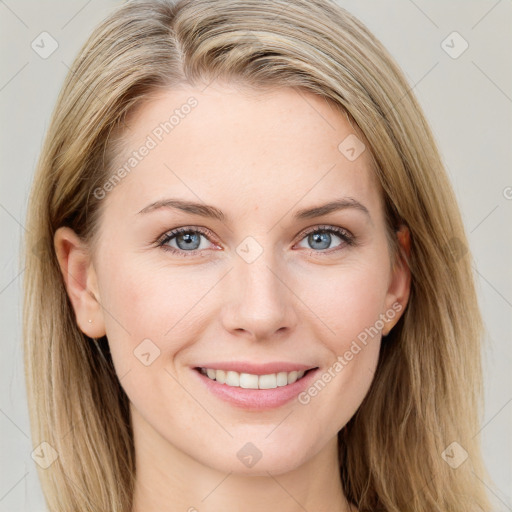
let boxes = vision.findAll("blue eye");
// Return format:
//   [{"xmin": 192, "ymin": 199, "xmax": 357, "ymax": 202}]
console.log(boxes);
[
  {"xmin": 158, "ymin": 227, "xmax": 214, "ymax": 256},
  {"xmin": 296, "ymin": 225, "xmax": 355, "ymax": 253},
  {"xmin": 156, "ymin": 225, "xmax": 355, "ymax": 257}
]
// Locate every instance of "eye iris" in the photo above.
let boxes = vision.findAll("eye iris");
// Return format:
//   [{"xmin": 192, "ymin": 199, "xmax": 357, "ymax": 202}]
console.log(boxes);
[
  {"xmin": 176, "ymin": 231, "xmax": 201, "ymax": 250},
  {"xmin": 309, "ymin": 231, "xmax": 331, "ymax": 250}
]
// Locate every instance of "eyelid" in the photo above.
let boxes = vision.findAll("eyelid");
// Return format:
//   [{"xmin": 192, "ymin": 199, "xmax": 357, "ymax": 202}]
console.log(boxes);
[{"xmin": 298, "ymin": 224, "xmax": 353, "ymax": 241}]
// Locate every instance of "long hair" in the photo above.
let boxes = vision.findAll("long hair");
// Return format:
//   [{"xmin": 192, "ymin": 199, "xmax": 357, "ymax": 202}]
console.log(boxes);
[{"xmin": 22, "ymin": 0, "xmax": 491, "ymax": 510}]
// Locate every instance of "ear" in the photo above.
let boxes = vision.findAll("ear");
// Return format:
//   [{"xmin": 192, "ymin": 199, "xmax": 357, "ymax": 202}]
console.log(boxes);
[
  {"xmin": 382, "ymin": 225, "xmax": 411, "ymax": 336},
  {"xmin": 54, "ymin": 226, "xmax": 106, "ymax": 338}
]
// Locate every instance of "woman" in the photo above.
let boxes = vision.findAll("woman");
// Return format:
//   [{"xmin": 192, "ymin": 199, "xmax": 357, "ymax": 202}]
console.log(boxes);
[{"xmin": 23, "ymin": 0, "xmax": 492, "ymax": 510}]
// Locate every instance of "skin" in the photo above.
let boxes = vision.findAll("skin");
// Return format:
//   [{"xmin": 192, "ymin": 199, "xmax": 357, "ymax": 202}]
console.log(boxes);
[{"xmin": 55, "ymin": 81, "xmax": 410, "ymax": 512}]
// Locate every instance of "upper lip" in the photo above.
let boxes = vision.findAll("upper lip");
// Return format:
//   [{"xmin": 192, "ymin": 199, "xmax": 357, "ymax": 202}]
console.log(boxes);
[{"xmin": 194, "ymin": 361, "xmax": 318, "ymax": 375}]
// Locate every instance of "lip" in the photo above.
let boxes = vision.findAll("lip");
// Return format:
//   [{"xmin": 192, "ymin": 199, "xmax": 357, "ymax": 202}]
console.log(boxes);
[
  {"xmin": 194, "ymin": 361, "xmax": 316, "ymax": 375},
  {"xmin": 192, "ymin": 366, "xmax": 320, "ymax": 410}
]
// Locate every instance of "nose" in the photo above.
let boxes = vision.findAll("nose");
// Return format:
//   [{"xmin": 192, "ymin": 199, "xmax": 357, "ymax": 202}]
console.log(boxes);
[{"xmin": 220, "ymin": 249, "xmax": 298, "ymax": 341}]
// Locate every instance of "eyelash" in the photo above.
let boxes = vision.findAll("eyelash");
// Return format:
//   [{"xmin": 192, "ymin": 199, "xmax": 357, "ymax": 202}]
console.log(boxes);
[{"xmin": 155, "ymin": 225, "xmax": 356, "ymax": 258}]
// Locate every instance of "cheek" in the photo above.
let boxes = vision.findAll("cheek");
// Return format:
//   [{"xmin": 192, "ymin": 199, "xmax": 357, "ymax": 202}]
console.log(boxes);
[
  {"xmin": 96, "ymin": 253, "xmax": 220, "ymax": 375},
  {"xmin": 292, "ymin": 257, "xmax": 389, "ymax": 425},
  {"xmin": 295, "ymin": 255, "xmax": 390, "ymax": 348}
]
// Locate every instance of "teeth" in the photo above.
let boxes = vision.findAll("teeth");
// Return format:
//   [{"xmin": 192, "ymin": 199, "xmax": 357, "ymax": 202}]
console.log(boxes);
[
  {"xmin": 259, "ymin": 373, "xmax": 277, "ymax": 389},
  {"xmin": 276, "ymin": 372, "xmax": 288, "ymax": 386},
  {"xmin": 200, "ymin": 368, "xmax": 307, "ymax": 389},
  {"xmin": 216, "ymin": 369, "xmax": 227, "ymax": 384},
  {"xmin": 225, "ymin": 370, "xmax": 239, "ymax": 387},
  {"xmin": 240, "ymin": 373, "xmax": 258, "ymax": 389}
]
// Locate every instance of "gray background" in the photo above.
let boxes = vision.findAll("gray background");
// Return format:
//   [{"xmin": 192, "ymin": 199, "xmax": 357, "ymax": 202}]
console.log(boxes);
[{"xmin": 1, "ymin": 0, "xmax": 511, "ymax": 510}]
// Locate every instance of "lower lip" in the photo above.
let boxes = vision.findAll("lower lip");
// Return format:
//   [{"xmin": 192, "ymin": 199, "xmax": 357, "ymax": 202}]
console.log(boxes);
[{"xmin": 193, "ymin": 368, "xmax": 320, "ymax": 410}]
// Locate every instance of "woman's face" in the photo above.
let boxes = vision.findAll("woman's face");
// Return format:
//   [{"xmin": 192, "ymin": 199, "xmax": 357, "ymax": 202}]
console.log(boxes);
[{"xmin": 59, "ymin": 82, "xmax": 409, "ymax": 476}]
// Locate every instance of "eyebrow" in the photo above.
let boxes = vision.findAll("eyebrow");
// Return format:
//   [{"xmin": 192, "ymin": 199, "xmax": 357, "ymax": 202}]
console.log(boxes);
[
  {"xmin": 138, "ymin": 199, "xmax": 226, "ymax": 221},
  {"xmin": 294, "ymin": 198, "xmax": 370, "ymax": 220},
  {"xmin": 137, "ymin": 197, "xmax": 370, "ymax": 222}
]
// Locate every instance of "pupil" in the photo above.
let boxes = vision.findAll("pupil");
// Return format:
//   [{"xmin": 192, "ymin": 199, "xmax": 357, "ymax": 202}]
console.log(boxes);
[
  {"xmin": 177, "ymin": 232, "xmax": 200, "ymax": 250},
  {"xmin": 310, "ymin": 232, "xmax": 330, "ymax": 250}
]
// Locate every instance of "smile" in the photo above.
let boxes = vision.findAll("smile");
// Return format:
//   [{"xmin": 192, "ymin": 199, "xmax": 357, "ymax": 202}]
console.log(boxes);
[
  {"xmin": 193, "ymin": 362, "xmax": 320, "ymax": 409},
  {"xmin": 198, "ymin": 367, "xmax": 311, "ymax": 389}
]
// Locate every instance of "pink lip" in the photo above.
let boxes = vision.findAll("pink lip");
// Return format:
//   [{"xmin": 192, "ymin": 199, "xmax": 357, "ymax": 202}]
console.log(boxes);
[
  {"xmin": 192, "ymin": 366, "xmax": 320, "ymax": 410},
  {"xmin": 194, "ymin": 361, "xmax": 316, "ymax": 375}
]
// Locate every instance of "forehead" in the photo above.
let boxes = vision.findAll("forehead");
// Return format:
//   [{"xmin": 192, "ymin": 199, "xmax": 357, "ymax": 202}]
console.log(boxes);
[{"xmin": 104, "ymin": 82, "xmax": 382, "ymax": 219}]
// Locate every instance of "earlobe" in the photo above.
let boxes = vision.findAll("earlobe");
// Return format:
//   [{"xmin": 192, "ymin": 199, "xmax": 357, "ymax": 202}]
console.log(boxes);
[
  {"xmin": 383, "ymin": 225, "xmax": 412, "ymax": 336},
  {"xmin": 54, "ymin": 226, "xmax": 106, "ymax": 338}
]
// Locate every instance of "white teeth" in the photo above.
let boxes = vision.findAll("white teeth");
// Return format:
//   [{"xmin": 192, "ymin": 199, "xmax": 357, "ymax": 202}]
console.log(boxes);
[
  {"xmin": 239, "ymin": 373, "xmax": 259, "ymax": 389},
  {"xmin": 276, "ymin": 371, "xmax": 289, "ymax": 386},
  {"xmin": 200, "ymin": 368, "xmax": 309, "ymax": 389},
  {"xmin": 225, "ymin": 371, "xmax": 239, "ymax": 387},
  {"xmin": 259, "ymin": 373, "xmax": 277, "ymax": 389}
]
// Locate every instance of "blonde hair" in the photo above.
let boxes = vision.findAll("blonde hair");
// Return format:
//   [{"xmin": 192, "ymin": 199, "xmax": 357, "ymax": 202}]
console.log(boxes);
[{"xmin": 23, "ymin": 0, "xmax": 492, "ymax": 510}]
